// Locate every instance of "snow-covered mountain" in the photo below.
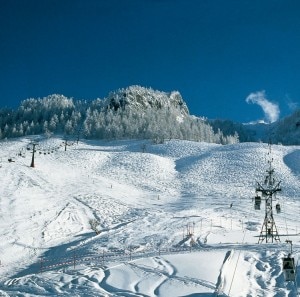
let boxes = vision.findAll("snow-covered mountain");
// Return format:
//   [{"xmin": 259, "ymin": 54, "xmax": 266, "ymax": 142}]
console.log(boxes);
[
  {"xmin": 0, "ymin": 136, "xmax": 299, "ymax": 296},
  {"xmin": 0, "ymin": 86, "xmax": 239, "ymax": 144},
  {"xmin": 1, "ymin": 85, "xmax": 300, "ymax": 145},
  {"xmin": 209, "ymin": 108, "xmax": 300, "ymax": 145}
]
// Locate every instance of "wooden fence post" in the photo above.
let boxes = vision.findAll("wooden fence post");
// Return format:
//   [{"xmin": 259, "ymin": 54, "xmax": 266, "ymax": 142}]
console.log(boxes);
[
  {"xmin": 40, "ymin": 257, "xmax": 43, "ymax": 272},
  {"xmin": 73, "ymin": 251, "xmax": 76, "ymax": 269}
]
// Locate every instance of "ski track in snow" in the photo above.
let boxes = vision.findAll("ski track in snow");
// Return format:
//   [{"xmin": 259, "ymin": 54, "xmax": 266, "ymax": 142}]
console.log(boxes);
[{"xmin": 0, "ymin": 137, "xmax": 300, "ymax": 296}]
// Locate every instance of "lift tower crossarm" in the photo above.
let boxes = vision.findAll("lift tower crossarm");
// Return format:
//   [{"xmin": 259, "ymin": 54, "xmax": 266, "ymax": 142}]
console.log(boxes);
[{"xmin": 256, "ymin": 181, "xmax": 281, "ymax": 195}]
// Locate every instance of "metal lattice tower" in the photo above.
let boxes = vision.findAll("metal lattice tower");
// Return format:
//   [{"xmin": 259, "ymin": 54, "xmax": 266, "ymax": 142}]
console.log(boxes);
[{"xmin": 256, "ymin": 143, "xmax": 281, "ymax": 244}]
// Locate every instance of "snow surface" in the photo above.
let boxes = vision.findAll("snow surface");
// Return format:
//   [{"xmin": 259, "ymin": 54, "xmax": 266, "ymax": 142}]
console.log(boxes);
[{"xmin": 0, "ymin": 136, "xmax": 299, "ymax": 296}]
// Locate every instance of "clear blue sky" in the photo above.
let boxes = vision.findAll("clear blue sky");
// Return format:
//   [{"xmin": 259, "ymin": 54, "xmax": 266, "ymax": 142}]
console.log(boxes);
[{"xmin": 1, "ymin": 0, "xmax": 300, "ymax": 123}]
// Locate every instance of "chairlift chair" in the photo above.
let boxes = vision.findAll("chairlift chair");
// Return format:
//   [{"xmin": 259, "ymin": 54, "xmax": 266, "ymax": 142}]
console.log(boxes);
[
  {"xmin": 282, "ymin": 256, "xmax": 296, "ymax": 282},
  {"xmin": 276, "ymin": 203, "xmax": 281, "ymax": 213},
  {"xmin": 254, "ymin": 195, "xmax": 261, "ymax": 210}
]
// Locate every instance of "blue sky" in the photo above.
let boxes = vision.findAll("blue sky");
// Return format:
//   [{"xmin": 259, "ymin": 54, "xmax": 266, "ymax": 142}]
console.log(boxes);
[{"xmin": 1, "ymin": 0, "xmax": 300, "ymax": 123}]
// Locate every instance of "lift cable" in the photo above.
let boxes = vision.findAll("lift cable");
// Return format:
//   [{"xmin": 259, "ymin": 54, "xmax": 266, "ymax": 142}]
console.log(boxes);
[{"xmin": 228, "ymin": 230, "xmax": 247, "ymax": 296}]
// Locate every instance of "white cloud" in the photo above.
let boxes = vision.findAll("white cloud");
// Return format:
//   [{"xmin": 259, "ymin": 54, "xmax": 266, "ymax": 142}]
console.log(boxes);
[{"xmin": 245, "ymin": 91, "xmax": 280, "ymax": 123}]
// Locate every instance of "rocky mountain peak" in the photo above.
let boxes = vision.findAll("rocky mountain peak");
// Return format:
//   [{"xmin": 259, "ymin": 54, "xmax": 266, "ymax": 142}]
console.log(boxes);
[{"xmin": 105, "ymin": 85, "xmax": 189, "ymax": 115}]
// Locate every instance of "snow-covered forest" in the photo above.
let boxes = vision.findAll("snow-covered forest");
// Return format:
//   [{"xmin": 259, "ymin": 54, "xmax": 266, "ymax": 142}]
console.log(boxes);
[
  {"xmin": 2, "ymin": 85, "xmax": 300, "ymax": 145},
  {"xmin": 270, "ymin": 109, "xmax": 300, "ymax": 145},
  {"xmin": 0, "ymin": 86, "xmax": 239, "ymax": 144}
]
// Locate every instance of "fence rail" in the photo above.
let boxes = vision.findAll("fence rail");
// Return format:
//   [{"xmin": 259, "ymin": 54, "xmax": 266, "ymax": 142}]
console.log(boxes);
[
  {"xmin": 36, "ymin": 242, "xmax": 286, "ymax": 273},
  {"xmin": 39, "ymin": 246, "xmax": 197, "ymax": 272}
]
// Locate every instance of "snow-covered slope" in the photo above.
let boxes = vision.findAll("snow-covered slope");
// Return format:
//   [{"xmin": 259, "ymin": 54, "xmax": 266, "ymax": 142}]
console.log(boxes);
[{"xmin": 0, "ymin": 137, "xmax": 299, "ymax": 296}]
